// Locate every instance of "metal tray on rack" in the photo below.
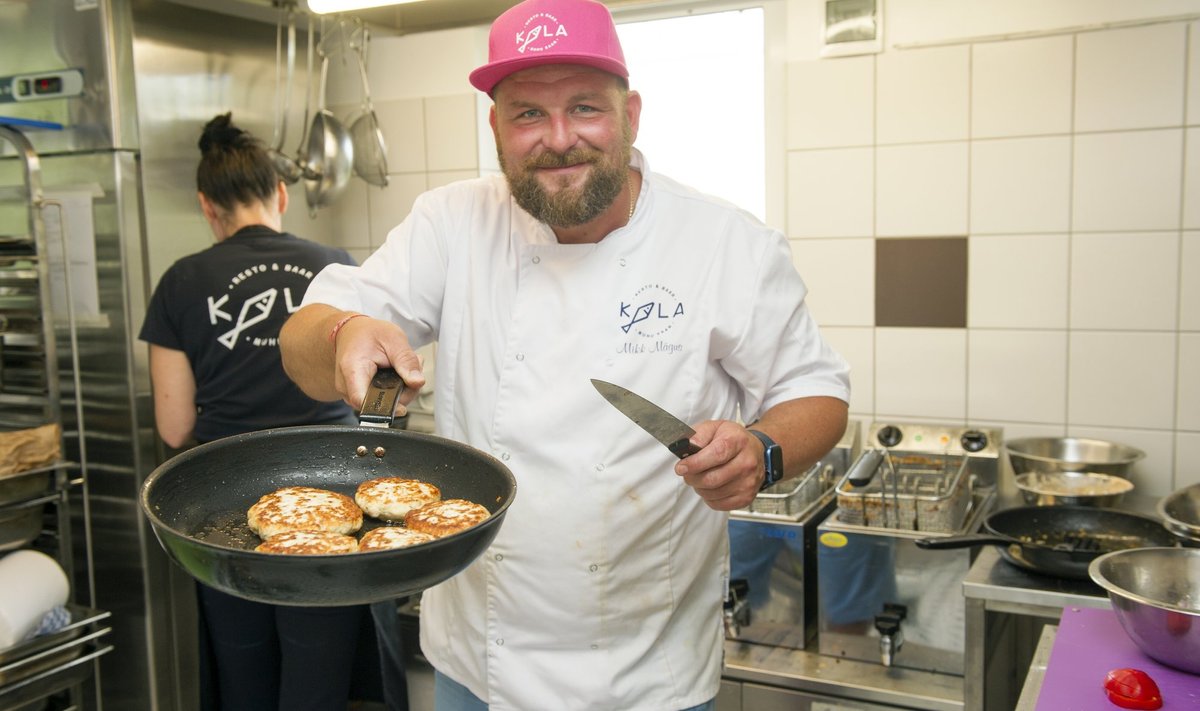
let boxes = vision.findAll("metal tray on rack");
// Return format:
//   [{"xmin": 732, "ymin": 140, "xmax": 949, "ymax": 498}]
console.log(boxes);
[{"xmin": 0, "ymin": 605, "xmax": 111, "ymax": 688}]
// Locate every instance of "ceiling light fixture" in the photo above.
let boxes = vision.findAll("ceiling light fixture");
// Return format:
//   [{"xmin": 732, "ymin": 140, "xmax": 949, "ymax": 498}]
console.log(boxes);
[{"xmin": 307, "ymin": 0, "xmax": 424, "ymax": 14}]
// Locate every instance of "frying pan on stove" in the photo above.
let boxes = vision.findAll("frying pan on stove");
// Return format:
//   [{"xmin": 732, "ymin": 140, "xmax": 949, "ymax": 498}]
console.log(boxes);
[
  {"xmin": 915, "ymin": 505, "xmax": 1177, "ymax": 580},
  {"xmin": 140, "ymin": 370, "xmax": 517, "ymax": 606}
]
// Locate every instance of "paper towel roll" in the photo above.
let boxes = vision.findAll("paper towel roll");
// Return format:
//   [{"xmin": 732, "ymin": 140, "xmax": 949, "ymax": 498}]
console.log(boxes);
[{"xmin": 0, "ymin": 549, "xmax": 69, "ymax": 649}]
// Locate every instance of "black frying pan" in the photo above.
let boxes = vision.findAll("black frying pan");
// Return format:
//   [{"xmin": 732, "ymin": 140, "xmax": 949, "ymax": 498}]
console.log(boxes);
[
  {"xmin": 140, "ymin": 372, "xmax": 517, "ymax": 607},
  {"xmin": 915, "ymin": 505, "xmax": 1177, "ymax": 580}
]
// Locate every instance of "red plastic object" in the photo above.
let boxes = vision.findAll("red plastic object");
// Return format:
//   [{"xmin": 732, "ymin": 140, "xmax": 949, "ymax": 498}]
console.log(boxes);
[{"xmin": 1103, "ymin": 668, "xmax": 1163, "ymax": 710}]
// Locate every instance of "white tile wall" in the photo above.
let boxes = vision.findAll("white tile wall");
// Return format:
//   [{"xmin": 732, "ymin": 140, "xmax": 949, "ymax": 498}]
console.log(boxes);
[
  {"xmin": 876, "ymin": 45, "xmax": 969, "ymax": 144},
  {"xmin": 968, "ymin": 234, "xmax": 1069, "ymax": 329},
  {"xmin": 1069, "ymin": 232, "xmax": 1179, "ymax": 331},
  {"xmin": 789, "ymin": 238, "xmax": 874, "ymax": 326},
  {"xmin": 875, "ymin": 328, "xmax": 966, "ymax": 419},
  {"xmin": 820, "ymin": 326, "xmax": 874, "ymax": 416},
  {"xmin": 1177, "ymin": 433, "xmax": 1200, "ymax": 488},
  {"xmin": 970, "ymin": 136, "xmax": 1071, "ymax": 234},
  {"xmin": 1179, "ymin": 333, "xmax": 1200, "ymax": 431},
  {"xmin": 1189, "ymin": 22, "xmax": 1200, "ymax": 126},
  {"xmin": 425, "ymin": 94, "xmax": 479, "ymax": 171},
  {"xmin": 374, "ymin": 98, "xmax": 426, "ymax": 173},
  {"xmin": 1184, "ymin": 127, "xmax": 1200, "ymax": 229},
  {"xmin": 968, "ymin": 330, "xmax": 1067, "ymax": 423},
  {"xmin": 786, "ymin": 147, "xmax": 873, "ymax": 237},
  {"xmin": 971, "ymin": 35, "xmax": 1073, "ymax": 139},
  {"xmin": 366, "ymin": 173, "xmax": 427, "ymax": 248},
  {"xmin": 786, "ymin": 55, "xmax": 874, "ymax": 149},
  {"xmin": 1072, "ymin": 129, "xmax": 1184, "ymax": 232},
  {"xmin": 1067, "ymin": 332, "xmax": 1177, "ymax": 430},
  {"xmin": 876, "ymin": 142, "xmax": 968, "ymax": 236},
  {"xmin": 1183, "ymin": 231, "xmax": 1200, "ymax": 330},
  {"xmin": 1074, "ymin": 23, "xmax": 1188, "ymax": 133}
]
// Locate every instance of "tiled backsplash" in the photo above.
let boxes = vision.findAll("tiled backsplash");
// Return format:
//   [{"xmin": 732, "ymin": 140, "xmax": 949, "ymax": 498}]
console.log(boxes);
[{"xmin": 793, "ymin": 18, "xmax": 1200, "ymax": 495}]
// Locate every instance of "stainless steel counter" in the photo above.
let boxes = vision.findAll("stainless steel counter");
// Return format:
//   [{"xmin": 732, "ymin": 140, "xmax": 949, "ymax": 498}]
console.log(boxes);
[
  {"xmin": 722, "ymin": 639, "xmax": 964, "ymax": 710},
  {"xmin": 1014, "ymin": 625, "xmax": 1056, "ymax": 711},
  {"xmin": 962, "ymin": 546, "xmax": 1107, "ymax": 710}
]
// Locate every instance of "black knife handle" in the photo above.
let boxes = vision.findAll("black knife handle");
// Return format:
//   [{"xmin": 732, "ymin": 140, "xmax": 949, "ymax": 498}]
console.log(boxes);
[{"xmin": 669, "ymin": 438, "xmax": 702, "ymax": 459}]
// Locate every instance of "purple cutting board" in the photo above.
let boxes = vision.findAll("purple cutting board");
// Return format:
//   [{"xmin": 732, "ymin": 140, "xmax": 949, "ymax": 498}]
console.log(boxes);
[{"xmin": 1036, "ymin": 606, "xmax": 1200, "ymax": 710}]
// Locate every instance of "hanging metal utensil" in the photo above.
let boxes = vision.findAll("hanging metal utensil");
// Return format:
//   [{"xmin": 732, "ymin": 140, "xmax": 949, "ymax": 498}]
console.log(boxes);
[
  {"xmin": 348, "ymin": 24, "xmax": 388, "ymax": 187},
  {"xmin": 268, "ymin": 6, "xmax": 302, "ymax": 184},
  {"xmin": 293, "ymin": 14, "xmax": 319, "ymax": 183},
  {"xmin": 303, "ymin": 17, "xmax": 355, "ymax": 215}
]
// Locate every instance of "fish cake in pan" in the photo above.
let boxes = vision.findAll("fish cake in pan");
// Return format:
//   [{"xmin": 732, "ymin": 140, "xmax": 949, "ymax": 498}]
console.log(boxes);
[
  {"xmin": 355, "ymin": 477, "xmax": 441, "ymax": 522},
  {"xmin": 247, "ymin": 486, "xmax": 363, "ymax": 539}
]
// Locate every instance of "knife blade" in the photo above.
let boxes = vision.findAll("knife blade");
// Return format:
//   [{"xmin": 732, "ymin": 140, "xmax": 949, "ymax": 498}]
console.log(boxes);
[{"xmin": 590, "ymin": 379, "xmax": 701, "ymax": 459}]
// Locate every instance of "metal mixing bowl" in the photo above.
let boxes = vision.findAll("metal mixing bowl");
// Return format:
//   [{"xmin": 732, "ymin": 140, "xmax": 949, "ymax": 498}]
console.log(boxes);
[
  {"xmin": 1014, "ymin": 471, "xmax": 1133, "ymax": 507},
  {"xmin": 1006, "ymin": 437, "xmax": 1144, "ymax": 476},
  {"xmin": 1088, "ymin": 547, "xmax": 1200, "ymax": 675},
  {"xmin": 1158, "ymin": 483, "xmax": 1200, "ymax": 547}
]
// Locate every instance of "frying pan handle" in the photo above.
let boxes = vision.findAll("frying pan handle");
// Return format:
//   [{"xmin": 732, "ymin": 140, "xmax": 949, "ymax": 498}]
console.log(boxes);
[
  {"xmin": 358, "ymin": 368, "xmax": 406, "ymax": 428},
  {"xmin": 914, "ymin": 534, "xmax": 1011, "ymax": 550}
]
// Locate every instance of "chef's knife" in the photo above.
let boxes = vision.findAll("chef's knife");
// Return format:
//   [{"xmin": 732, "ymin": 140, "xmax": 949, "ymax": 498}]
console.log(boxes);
[{"xmin": 590, "ymin": 379, "xmax": 701, "ymax": 459}]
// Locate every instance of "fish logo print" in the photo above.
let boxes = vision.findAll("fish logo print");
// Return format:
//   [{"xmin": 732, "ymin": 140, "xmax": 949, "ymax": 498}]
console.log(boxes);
[{"xmin": 515, "ymin": 12, "xmax": 568, "ymax": 55}]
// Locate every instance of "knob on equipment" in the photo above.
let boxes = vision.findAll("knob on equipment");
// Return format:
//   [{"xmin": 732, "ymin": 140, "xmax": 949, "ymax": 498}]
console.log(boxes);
[
  {"xmin": 876, "ymin": 425, "xmax": 903, "ymax": 448},
  {"xmin": 960, "ymin": 430, "xmax": 988, "ymax": 452}
]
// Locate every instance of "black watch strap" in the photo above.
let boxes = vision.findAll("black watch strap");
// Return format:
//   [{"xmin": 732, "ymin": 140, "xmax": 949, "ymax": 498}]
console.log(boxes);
[{"xmin": 748, "ymin": 429, "xmax": 783, "ymax": 492}]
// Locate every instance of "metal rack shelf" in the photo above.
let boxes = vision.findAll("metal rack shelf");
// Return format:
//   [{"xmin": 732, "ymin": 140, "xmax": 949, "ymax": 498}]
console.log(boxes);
[{"xmin": 0, "ymin": 124, "xmax": 106, "ymax": 711}]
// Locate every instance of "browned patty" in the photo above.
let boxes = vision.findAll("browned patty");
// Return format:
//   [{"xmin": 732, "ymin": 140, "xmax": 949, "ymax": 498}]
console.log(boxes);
[
  {"xmin": 254, "ymin": 530, "xmax": 359, "ymax": 555},
  {"xmin": 404, "ymin": 499, "xmax": 490, "ymax": 538},
  {"xmin": 354, "ymin": 477, "xmax": 441, "ymax": 522},
  {"xmin": 247, "ymin": 486, "xmax": 363, "ymax": 539},
  {"xmin": 358, "ymin": 526, "xmax": 437, "ymax": 551}
]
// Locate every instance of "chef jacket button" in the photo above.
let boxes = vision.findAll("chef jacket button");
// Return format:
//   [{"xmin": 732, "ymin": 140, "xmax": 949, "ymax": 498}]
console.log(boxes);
[
  {"xmin": 516, "ymin": 353, "xmax": 525, "ymax": 361},
  {"xmin": 500, "ymin": 452, "xmax": 511, "ymax": 461},
  {"xmin": 532, "ymin": 256, "xmax": 541, "ymax": 264},
  {"xmin": 591, "ymin": 644, "xmax": 599, "ymax": 650},
  {"xmin": 589, "ymin": 564, "xmax": 598, "ymax": 572},
  {"xmin": 619, "ymin": 258, "xmax": 627, "ymax": 267},
  {"xmin": 494, "ymin": 554, "xmax": 504, "ymax": 562},
  {"xmin": 594, "ymin": 463, "xmax": 604, "ymax": 472},
  {"xmin": 496, "ymin": 638, "xmax": 504, "ymax": 646}
]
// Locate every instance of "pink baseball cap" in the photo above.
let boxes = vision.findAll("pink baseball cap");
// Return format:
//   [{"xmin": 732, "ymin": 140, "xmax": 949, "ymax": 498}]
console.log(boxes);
[{"xmin": 469, "ymin": 0, "xmax": 629, "ymax": 95}]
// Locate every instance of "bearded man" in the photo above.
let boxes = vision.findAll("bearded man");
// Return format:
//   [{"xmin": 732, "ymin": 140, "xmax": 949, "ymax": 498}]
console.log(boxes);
[{"xmin": 279, "ymin": 0, "xmax": 850, "ymax": 708}]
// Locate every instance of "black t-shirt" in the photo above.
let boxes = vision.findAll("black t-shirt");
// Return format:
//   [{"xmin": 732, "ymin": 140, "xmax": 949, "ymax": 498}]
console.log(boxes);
[{"xmin": 139, "ymin": 225, "xmax": 356, "ymax": 442}]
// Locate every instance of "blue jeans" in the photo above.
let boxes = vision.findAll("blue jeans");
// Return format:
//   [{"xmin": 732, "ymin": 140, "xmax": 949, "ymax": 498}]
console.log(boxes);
[{"xmin": 434, "ymin": 671, "xmax": 716, "ymax": 711}]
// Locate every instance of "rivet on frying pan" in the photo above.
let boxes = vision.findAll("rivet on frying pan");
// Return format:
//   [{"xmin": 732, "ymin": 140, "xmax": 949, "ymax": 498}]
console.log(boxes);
[
  {"xmin": 356, "ymin": 446, "xmax": 368, "ymax": 457},
  {"xmin": 374, "ymin": 447, "xmax": 386, "ymax": 458}
]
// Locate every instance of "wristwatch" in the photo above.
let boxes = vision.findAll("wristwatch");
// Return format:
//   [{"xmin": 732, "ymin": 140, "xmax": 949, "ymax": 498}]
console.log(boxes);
[{"xmin": 748, "ymin": 429, "xmax": 783, "ymax": 492}]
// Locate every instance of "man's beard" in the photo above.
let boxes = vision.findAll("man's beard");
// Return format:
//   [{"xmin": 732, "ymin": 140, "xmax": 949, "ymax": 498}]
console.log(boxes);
[{"xmin": 499, "ymin": 125, "xmax": 632, "ymax": 227}]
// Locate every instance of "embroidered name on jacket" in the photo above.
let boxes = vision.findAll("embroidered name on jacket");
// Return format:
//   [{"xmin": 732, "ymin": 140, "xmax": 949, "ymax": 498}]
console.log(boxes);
[
  {"xmin": 207, "ymin": 262, "xmax": 312, "ymax": 350},
  {"xmin": 619, "ymin": 284, "xmax": 685, "ymax": 355}
]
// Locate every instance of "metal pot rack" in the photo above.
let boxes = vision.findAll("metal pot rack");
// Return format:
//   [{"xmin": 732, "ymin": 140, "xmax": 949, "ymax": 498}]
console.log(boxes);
[{"xmin": 0, "ymin": 124, "xmax": 111, "ymax": 710}]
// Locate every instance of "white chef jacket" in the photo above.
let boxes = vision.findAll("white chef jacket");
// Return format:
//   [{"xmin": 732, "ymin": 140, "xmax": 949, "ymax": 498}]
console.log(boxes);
[{"xmin": 303, "ymin": 150, "xmax": 850, "ymax": 710}]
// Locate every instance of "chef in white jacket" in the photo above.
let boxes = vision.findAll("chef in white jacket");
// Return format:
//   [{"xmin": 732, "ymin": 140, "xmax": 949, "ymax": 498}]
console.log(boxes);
[{"xmin": 279, "ymin": 0, "xmax": 850, "ymax": 708}]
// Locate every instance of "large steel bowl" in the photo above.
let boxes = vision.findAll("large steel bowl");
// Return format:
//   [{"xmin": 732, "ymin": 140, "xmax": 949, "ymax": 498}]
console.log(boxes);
[
  {"xmin": 1158, "ymin": 483, "xmax": 1200, "ymax": 547},
  {"xmin": 1014, "ymin": 471, "xmax": 1133, "ymax": 508},
  {"xmin": 1088, "ymin": 547, "xmax": 1200, "ymax": 675},
  {"xmin": 1006, "ymin": 437, "xmax": 1144, "ymax": 476}
]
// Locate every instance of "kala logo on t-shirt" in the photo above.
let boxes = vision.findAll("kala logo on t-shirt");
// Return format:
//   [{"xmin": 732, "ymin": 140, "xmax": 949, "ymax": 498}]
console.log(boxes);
[
  {"xmin": 207, "ymin": 262, "xmax": 313, "ymax": 350},
  {"xmin": 515, "ymin": 12, "xmax": 568, "ymax": 55}
]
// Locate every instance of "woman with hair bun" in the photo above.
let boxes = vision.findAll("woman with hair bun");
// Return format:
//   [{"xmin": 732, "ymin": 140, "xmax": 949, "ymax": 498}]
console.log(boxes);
[{"xmin": 139, "ymin": 113, "xmax": 405, "ymax": 710}]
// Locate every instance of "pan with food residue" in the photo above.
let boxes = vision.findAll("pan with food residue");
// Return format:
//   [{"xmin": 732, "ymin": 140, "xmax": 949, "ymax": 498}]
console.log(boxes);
[{"xmin": 915, "ymin": 505, "xmax": 1177, "ymax": 580}]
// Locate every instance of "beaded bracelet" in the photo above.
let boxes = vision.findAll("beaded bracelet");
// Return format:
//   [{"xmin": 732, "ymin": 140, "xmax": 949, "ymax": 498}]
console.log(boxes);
[{"xmin": 327, "ymin": 313, "xmax": 367, "ymax": 344}]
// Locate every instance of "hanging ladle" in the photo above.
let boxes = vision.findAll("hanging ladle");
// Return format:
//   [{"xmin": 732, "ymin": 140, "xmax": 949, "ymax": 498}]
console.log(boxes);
[
  {"xmin": 268, "ymin": 5, "xmax": 302, "ymax": 184},
  {"xmin": 303, "ymin": 17, "xmax": 355, "ymax": 215}
]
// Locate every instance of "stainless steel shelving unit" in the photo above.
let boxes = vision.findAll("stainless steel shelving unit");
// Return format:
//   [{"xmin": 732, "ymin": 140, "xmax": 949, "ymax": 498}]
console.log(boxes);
[{"xmin": 0, "ymin": 123, "xmax": 112, "ymax": 711}]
